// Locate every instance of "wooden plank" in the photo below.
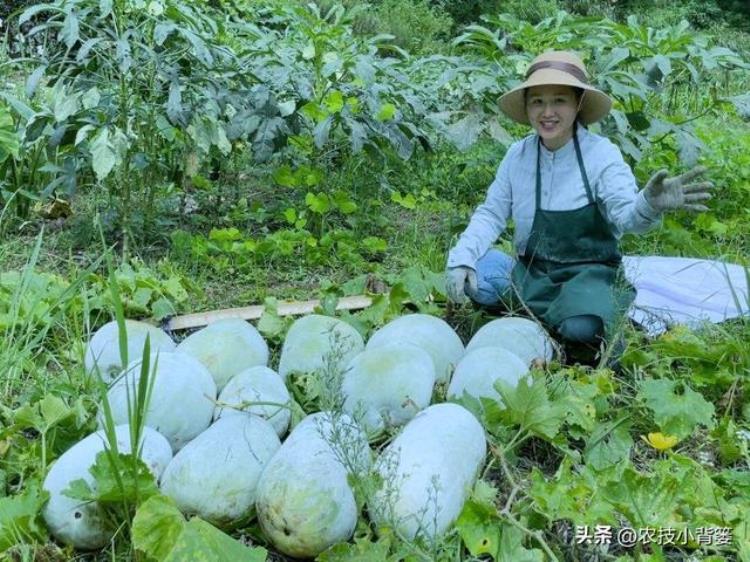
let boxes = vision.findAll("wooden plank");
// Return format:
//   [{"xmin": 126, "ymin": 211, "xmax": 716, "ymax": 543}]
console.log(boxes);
[{"xmin": 165, "ymin": 295, "xmax": 374, "ymax": 331}]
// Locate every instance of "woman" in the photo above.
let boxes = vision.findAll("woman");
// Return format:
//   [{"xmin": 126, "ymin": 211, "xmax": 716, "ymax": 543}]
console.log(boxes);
[{"xmin": 446, "ymin": 51, "xmax": 713, "ymax": 359}]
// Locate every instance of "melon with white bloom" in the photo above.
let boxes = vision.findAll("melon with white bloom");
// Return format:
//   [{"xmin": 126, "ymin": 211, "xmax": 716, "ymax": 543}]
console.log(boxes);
[
  {"xmin": 366, "ymin": 314, "xmax": 464, "ymax": 383},
  {"xmin": 215, "ymin": 366, "xmax": 291, "ymax": 437},
  {"xmin": 368, "ymin": 403, "xmax": 486, "ymax": 540},
  {"xmin": 43, "ymin": 425, "xmax": 172, "ymax": 550},
  {"xmin": 84, "ymin": 319, "xmax": 175, "ymax": 382},
  {"xmin": 447, "ymin": 346, "xmax": 529, "ymax": 404},
  {"xmin": 342, "ymin": 342, "xmax": 435, "ymax": 436},
  {"xmin": 176, "ymin": 318, "xmax": 269, "ymax": 391},
  {"xmin": 160, "ymin": 415, "xmax": 281, "ymax": 524},
  {"xmin": 466, "ymin": 316, "xmax": 554, "ymax": 366},
  {"xmin": 100, "ymin": 352, "xmax": 216, "ymax": 451},
  {"xmin": 278, "ymin": 315, "xmax": 364, "ymax": 381},
  {"xmin": 255, "ymin": 412, "xmax": 370, "ymax": 558}
]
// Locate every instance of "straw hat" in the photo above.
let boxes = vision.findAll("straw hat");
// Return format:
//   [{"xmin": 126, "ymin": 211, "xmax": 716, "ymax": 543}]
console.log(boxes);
[{"xmin": 499, "ymin": 51, "xmax": 612, "ymax": 125}]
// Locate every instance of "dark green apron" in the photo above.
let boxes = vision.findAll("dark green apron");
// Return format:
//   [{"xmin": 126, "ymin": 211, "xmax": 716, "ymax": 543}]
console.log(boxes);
[{"xmin": 510, "ymin": 131, "xmax": 635, "ymax": 337}]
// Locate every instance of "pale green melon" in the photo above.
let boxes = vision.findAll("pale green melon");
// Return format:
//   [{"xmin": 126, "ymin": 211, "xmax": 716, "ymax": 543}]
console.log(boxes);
[
  {"xmin": 160, "ymin": 415, "xmax": 281, "ymax": 525},
  {"xmin": 255, "ymin": 412, "xmax": 370, "ymax": 558},
  {"xmin": 278, "ymin": 315, "xmax": 364, "ymax": 381},
  {"xmin": 176, "ymin": 318, "xmax": 269, "ymax": 391},
  {"xmin": 215, "ymin": 366, "xmax": 291, "ymax": 437},
  {"xmin": 342, "ymin": 342, "xmax": 435, "ymax": 436},
  {"xmin": 369, "ymin": 403, "xmax": 486, "ymax": 541},
  {"xmin": 366, "ymin": 314, "xmax": 464, "ymax": 383},
  {"xmin": 447, "ymin": 346, "xmax": 529, "ymax": 404},
  {"xmin": 466, "ymin": 316, "xmax": 554, "ymax": 366},
  {"xmin": 84, "ymin": 319, "xmax": 175, "ymax": 382},
  {"xmin": 100, "ymin": 351, "xmax": 216, "ymax": 451},
  {"xmin": 42, "ymin": 425, "xmax": 171, "ymax": 550}
]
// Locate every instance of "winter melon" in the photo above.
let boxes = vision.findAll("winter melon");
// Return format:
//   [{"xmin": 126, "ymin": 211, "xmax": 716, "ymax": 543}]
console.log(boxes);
[
  {"xmin": 255, "ymin": 412, "xmax": 370, "ymax": 558},
  {"xmin": 42, "ymin": 425, "xmax": 172, "ymax": 549},
  {"xmin": 215, "ymin": 366, "xmax": 291, "ymax": 437},
  {"xmin": 466, "ymin": 316, "xmax": 554, "ymax": 366},
  {"xmin": 160, "ymin": 415, "xmax": 281, "ymax": 524},
  {"xmin": 101, "ymin": 351, "xmax": 216, "ymax": 451},
  {"xmin": 369, "ymin": 403, "xmax": 486, "ymax": 540},
  {"xmin": 84, "ymin": 319, "xmax": 175, "ymax": 383},
  {"xmin": 342, "ymin": 342, "xmax": 435, "ymax": 436},
  {"xmin": 176, "ymin": 318, "xmax": 269, "ymax": 391},
  {"xmin": 366, "ymin": 314, "xmax": 464, "ymax": 383},
  {"xmin": 278, "ymin": 315, "xmax": 364, "ymax": 381},
  {"xmin": 447, "ymin": 346, "xmax": 529, "ymax": 404}
]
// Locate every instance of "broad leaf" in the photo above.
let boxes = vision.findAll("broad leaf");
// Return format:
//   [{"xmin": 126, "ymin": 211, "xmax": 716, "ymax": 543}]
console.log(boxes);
[
  {"xmin": 60, "ymin": 11, "xmax": 80, "ymax": 49},
  {"xmin": 0, "ymin": 482, "xmax": 48, "ymax": 550},
  {"xmin": 495, "ymin": 376, "xmax": 565, "ymax": 440},
  {"xmin": 638, "ymin": 378, "xmax": 715, "ymax": 439},
  {"xmin": 90, "ymin": 127, "xmax": 116, "ymax": 180},
  {"xmin": 584, "ymin": 418, "xmax": 633, "ymax": 471},
  {"xmin": 456, "ymin": 500, "xmax": 501, "ymax": 557},
  {"xmin": 133, "ymin": 495, "xmax": 267, "ymax": 562}
]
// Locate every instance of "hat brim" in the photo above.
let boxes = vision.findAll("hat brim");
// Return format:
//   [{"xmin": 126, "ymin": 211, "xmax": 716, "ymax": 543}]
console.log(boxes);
[{"xmin": 499, "ymin": 68, "xmax": 612, "ymax": 125}]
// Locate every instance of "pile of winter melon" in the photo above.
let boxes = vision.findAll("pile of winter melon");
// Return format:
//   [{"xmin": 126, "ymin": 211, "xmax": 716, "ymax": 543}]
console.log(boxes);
[{"xmin": 44, "ymin": 313, "xmax": 554, "ymax": 557}]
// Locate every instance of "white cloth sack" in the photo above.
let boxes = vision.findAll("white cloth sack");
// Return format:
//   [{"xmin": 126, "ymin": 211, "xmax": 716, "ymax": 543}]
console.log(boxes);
[{"xmin": 623, "ymin": 256, "xmax": 749, "ymax": 336}]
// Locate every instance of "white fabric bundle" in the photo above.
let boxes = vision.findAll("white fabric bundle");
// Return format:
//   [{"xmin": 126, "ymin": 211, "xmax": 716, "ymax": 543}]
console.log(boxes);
[{"xmin": 623, "ymin": 256, "xmax": 749, "ymax": 336}]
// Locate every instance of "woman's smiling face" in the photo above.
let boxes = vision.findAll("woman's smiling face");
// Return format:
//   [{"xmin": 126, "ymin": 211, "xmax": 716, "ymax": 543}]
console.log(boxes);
[{"xmin": 525, "ymin": 84, "xmax": 581, "ymax": 151}]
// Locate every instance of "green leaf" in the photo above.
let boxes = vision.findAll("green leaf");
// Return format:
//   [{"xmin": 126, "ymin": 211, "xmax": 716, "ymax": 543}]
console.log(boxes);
[
  {"xmin": 305, "ymin": 192, "xmax": 330, "ymax": 214},
  {"xmin": 300, "ymin": 101, "xmax": 328, "ymax": 123},
  {"xmin": 60, "ymin": 11, "xmax": 80, "ymax": 49},
  {"xmin": 318, "ymin": 537, "xmax": 391, "ymax": 561},
  {"xmin": 625, "ymin": 111, "xmax": 650, "ymax": 132},
  {"xmin": 456, "ymin": 500, "xmax": 500, "ymax": 557},
  {"xmin": 133, "ymin": 495, "xmax": 267, "ymax": 562},
  {"xmin": 638, "ymin": 378, "xmax": 715, "ymax": 439},
  {"xmin": 376, "ymin": 103, "xmax": 396, "ymax": 122},
  {"xmin": 0, "ymin": 106, "xmax": 19, "ymax": 163},
  {"xmin": 133, "ymin": 495, "xmax": 186, "ymax": 561},
  {"xmin": 584, "ymin": 417, "xmax": 633, "ymax": 471},
  {"xmin": 64, "ymin": 452, "xmax": 159, "ymax": 504},
  {"xmin": 498, "ymin": 524, "xmax": 544, "ymax": 562},
  {"xmin": 601, "ymin": 466, "xmax": 681, "ymax": 528},
  {"xmin": 100, "ymin": 0, "xmax": 113, "ymax": 17},
  {"xmin": 0, "ymin": 482, "xmax": 48, "ymax": 550},
  {"xmin": 362, "ymin": 236, "xmax": 387, "ymax": 254},
  {"xmin": 390, "ymin": 191, "xmax": 416, "ymax": 209},
  {"xmin": 332, "ymin": 191, "xmax": 357, "ymax": 214},
  {"xmin": 273, "ymin": 165, "xmax": 297, "ymax": 187},
  {"xmin": 257, "ymin": 298, "xmax": 289, "ymax": 342},
  {"xmin": 25, "ymin": 65, "xmax": 46, "ymax": 99},
  {"xmin": 446, "ymin": 113, "xmax": 482, "ymax": 151},
  {"xmin": 90, "ymin": 127, "xmax": 116, "ymax": 180},
  {"xmin": 53, "ymin": 91, "xmax": 79, "ymax": 123},
  {"xmin": 323, "ymin": 90, "xmax": 344, "ymax": 113},
  {"xmin": 39, "ymin": 395, "xmax": 73, "ymax": 429},
  {"xmin": 151, "ymin": 297, "xmax": 175, "ymax": 321},
  {"xmin": 731, "ymin": 94, "xmax": 750, "ymax": 119},
  {"xmin": 494, "ymin": 376, "xmax": 565, "ymax": 440}
]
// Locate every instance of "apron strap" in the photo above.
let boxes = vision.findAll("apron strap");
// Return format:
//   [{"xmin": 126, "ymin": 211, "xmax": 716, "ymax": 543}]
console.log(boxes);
[
  {"xmin": 535, "ymin": 126, "xmax": 595, "ymax": 209},
  {"xmin": 573, "ymin": 128, "xmax": 594, "ymax": 204}
]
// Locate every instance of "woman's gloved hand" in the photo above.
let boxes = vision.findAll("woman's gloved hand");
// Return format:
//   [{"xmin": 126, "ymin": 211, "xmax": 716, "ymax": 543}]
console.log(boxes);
[
  {"xmin": 643, "ymin": 165, "xmax": 714, "ymax": 213},
  {"xmin": 445, "ymin": 266, "xmax": 478, "ymax": 304}
]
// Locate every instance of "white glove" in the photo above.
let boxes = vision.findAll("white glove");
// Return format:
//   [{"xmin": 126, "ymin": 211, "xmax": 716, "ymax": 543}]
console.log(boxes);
[
  {"xmin": 643, "ymin": 165, "xmax": 714, "ymax": 213},
  {"xmin": 446, "ymin": 266, "xmax": 478, "ymax": 304}
]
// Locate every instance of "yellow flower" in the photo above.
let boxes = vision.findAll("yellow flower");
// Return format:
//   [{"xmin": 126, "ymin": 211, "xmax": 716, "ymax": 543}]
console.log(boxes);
[{"xmin": 642, "ymin": 432, "xmax": 680, "ymax": 451}]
